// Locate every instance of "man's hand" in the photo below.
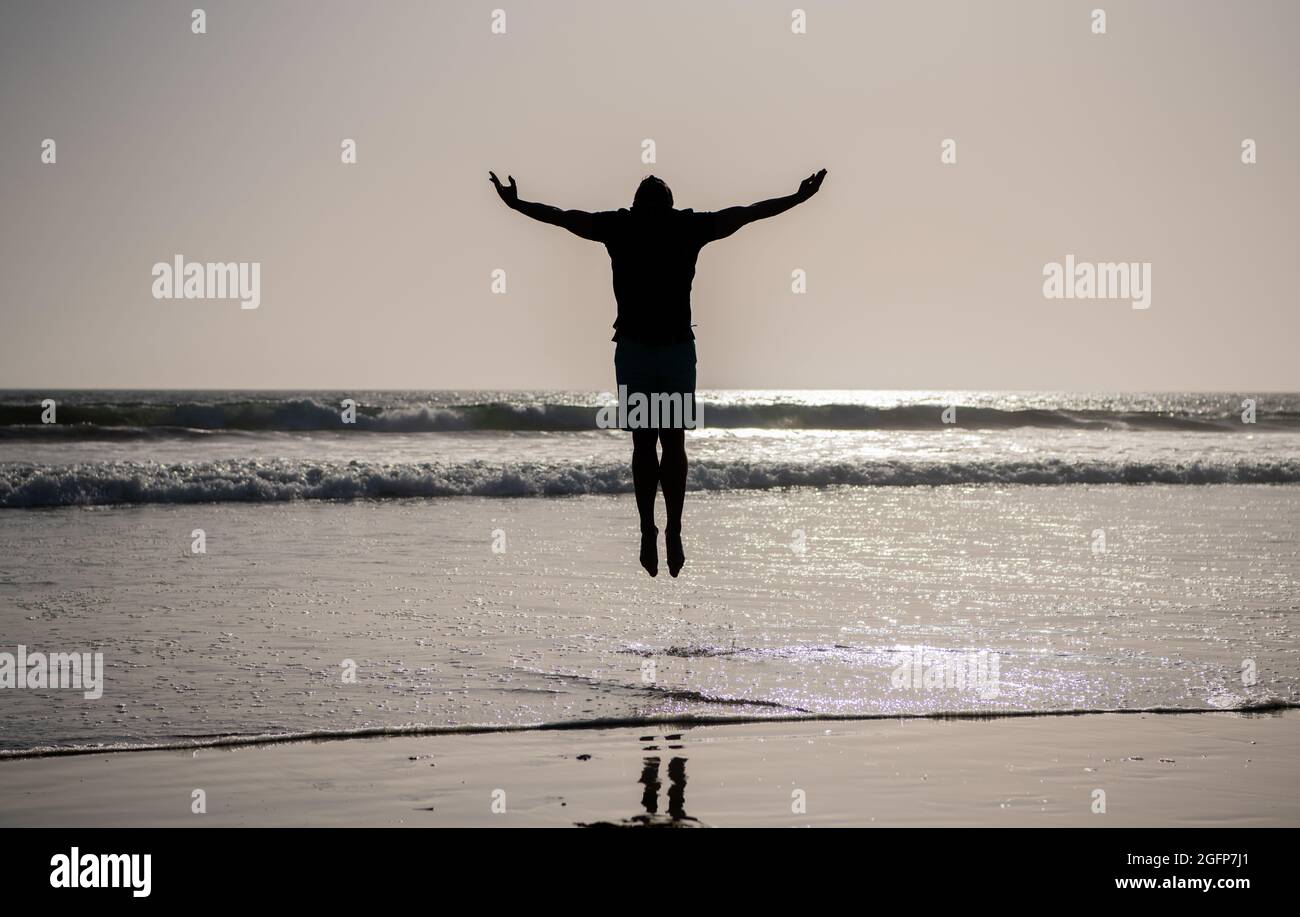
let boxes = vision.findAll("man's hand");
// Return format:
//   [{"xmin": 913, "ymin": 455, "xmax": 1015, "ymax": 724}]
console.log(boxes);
[
  {"xmin": 797, "ymin": 169, "xmax": 828, "ymax": 201},
  {"xmin": 489, "ymin": 171, "xmax": 519, "ymax": 207}
]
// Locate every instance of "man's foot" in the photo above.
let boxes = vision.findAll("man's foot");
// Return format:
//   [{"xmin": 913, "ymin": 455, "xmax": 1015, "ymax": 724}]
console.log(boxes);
[
  {"xmin": 640, "ymin": 527, "xmax": 659, "ymax": 578},
  {"xmin": 665, "ymin": 529, "xmax": 685, "ymax": 578}
]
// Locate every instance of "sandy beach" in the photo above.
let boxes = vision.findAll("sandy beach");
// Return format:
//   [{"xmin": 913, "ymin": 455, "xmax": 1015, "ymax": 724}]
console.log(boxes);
[
  {"xmin": 2, "ymin": 710, "xmax": 1295, "ymax": 827},
  {"xmin": 3, "ymin": 482, "xmax": 1297, "ymax": 827}
]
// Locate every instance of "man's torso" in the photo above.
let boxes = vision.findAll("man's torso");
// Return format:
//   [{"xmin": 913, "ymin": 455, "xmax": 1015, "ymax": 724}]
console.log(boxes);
[{"xmin": 594, "ymin": 208, "xmax": 717, "ymax": 344}]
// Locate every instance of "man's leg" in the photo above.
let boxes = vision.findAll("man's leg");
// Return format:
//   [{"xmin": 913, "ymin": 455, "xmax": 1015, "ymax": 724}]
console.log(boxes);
[
  {"xmin": 658, "ymin": 428, "xmax": 687, "ymax": 577},
  {"xmin": 631, "ymin": 428, "xmax": 660, "ymax": 576}
]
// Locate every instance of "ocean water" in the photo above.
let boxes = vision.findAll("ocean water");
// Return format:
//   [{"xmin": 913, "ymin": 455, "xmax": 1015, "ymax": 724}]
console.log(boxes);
[
  {"xmin": 2, "ymin": 390, "xmax": 1299, "ymax": 506},
  {"xmin": 0, "ymin": 391, "xmax": 1297, "ymax": 756}
]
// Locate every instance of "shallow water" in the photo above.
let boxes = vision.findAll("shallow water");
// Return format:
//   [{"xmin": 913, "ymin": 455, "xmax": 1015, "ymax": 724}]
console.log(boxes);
[{"xmin": 1, "ymin": 486, "xmax": 1296, "ymax": 755}]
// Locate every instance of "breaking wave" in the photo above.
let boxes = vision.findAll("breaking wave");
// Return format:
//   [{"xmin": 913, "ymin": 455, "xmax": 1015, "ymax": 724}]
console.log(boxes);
[
  {"xmin": 2, "ymin": 397, "xmax": 1297, "ymax": 436},
  {"xmin": 4, "ymin": 456, "xmax": 1299, "ymax": 507}
]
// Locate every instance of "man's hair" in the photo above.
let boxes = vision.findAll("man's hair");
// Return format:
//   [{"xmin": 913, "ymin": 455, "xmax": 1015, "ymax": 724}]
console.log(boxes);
[{"xmin": 633, "ymin": 175, "xmax": 673, "ymax": 211}]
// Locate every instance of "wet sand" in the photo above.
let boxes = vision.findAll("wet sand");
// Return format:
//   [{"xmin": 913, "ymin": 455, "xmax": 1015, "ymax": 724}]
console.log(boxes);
[{"xmin": 2, "ymin": 710, "xmax": 1296, "ymax": 827}]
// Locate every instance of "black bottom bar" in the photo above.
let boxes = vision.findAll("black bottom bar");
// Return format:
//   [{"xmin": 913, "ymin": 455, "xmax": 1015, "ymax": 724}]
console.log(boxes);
[{"xmin": 2, "ymin": 827, "xmax": 1283, "ymax": 901}]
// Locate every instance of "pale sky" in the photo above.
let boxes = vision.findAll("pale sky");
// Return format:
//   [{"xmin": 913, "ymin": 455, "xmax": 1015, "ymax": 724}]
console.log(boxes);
[{"xmin": 1, "ymin": 0, "xmax": 1297, "ymax": 390}]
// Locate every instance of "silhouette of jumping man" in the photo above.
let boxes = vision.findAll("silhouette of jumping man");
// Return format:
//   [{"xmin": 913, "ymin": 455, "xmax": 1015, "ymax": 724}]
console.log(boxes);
[{"xmin": 490, "ymin": 168, "xmax": 828, "ymax": 577}]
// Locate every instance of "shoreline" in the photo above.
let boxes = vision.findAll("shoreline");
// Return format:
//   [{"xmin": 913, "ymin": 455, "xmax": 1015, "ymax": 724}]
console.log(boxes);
[{"xmin": 3, "ymin": 701, "xmax": 1297, "ymax": 762}]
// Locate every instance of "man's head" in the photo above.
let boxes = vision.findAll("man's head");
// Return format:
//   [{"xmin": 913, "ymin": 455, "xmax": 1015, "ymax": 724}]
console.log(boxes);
[{"xmin": 633, "ymin": 175, "xmax": 673, "ymax": 212}]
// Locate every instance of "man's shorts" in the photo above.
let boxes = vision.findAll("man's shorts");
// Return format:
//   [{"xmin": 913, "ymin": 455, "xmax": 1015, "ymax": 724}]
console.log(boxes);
[{"xmin": 613, "ymin": 338, "xmax": 697, "ymax": 430}]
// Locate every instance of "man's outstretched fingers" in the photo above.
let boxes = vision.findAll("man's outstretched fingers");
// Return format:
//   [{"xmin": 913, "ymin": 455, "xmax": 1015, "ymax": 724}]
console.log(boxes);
[
  {"xmin": 802, "ymin": 169, "xmax": 827, "ymax": 197},
  {"xmin": 489, "ymin": 172, "xmax": 519, "ymax": 206}
]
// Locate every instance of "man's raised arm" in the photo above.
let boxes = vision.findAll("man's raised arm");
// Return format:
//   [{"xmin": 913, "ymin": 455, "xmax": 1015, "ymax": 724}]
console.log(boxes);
[
  {"xmin": 708, "ymin": 169, "xmax": 828, "ymax": 241},
  {"xmin": 489, "ymin": 171, "xmax": 604, "ymax": 241}
]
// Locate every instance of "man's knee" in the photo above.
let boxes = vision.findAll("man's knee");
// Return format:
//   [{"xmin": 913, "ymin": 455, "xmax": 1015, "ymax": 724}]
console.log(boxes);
[{"xmin": 658, "ymin": 429, "xmax": 686, "ymax": 459}]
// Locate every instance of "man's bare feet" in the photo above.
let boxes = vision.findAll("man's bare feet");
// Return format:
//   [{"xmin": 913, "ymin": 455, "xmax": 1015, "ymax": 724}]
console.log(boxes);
[
  {"xmin": 640, "ymin": 527, "xmax": 659, "ymax": 577},
  {"xmin": 666, "ymin": 529, "xmax": 685, "ymax": 578}
]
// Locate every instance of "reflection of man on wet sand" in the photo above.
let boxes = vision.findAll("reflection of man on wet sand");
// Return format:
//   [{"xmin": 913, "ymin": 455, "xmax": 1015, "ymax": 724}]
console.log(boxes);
[{"xmin": 576, "ymin": 735, "xmax": 703, "ymax": 827}]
